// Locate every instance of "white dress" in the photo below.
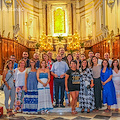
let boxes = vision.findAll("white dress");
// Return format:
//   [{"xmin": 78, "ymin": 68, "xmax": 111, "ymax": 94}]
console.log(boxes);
[{"xmin": 112, "ymin": 70, "xmax": 120, "ymax": 109}]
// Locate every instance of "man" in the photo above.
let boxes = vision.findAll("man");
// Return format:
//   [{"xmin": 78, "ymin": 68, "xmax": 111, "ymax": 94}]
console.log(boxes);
[
  {"xmin": 59, "ymin": 48, "xmax": 67, "ymax": 61},
  {"xmin": 47, "ymin": 51, "xmax": 55, "ymax": 62},
  {"xmin": 75, "ymin": 52, "xmax": 81, "ymax": 69},
  {"xmin": 104, "ymin": 53, "xmax": 112, "ymax": 66},
  {"xmin": 22, "ymin": 51, "xmax": 30, "ymax": 67},
  {"xmin": 95, "ymin": 52, "xmax": 102, "ymax": 65},
  {"xmin": 33, "ymin": 53, "xmax": 40, "ymax": 69},
  {"xmin": 10, "ymin": 55, "xmax": 18, "ymax": 69},
  {"xmin": 51, "ymin": 54, "xmax": 69, "ymax": 108},
  {"xmin": 87, "ymin": 51, "xmax": 94, "ymax": 66}
]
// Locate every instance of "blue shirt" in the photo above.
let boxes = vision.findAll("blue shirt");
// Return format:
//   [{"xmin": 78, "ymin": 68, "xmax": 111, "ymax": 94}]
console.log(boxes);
[
  {"xmin": 36, "ymin": 60, "xmax": 40, "ymax": 69},
  {"xmin": 13, "ymin": 62, "xmax": 18, "ymax": 69},
  {"xmin": 51, "ymin": 61, "xmax": 69, "ymax": 77}
]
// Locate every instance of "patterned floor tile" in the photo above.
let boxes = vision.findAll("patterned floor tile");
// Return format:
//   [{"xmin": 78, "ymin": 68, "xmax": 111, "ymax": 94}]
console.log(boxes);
[
  {"xmin": 94, "ymin": 115, "xmax": 111, "ymax": 120},
  {"xmin": 112, "ymin": 113, "xmax": 120, "ymax": 117},
  {"xmin": 72, "ymin": 116, "xmax": 91, "ymax": 120},
  {"xmin": 28, "ymin": 117, "xmax": 46, "ymax": 120},
  {"xmin": 52, "ymin": 117, "xmax": 68, "ymax": 120}
]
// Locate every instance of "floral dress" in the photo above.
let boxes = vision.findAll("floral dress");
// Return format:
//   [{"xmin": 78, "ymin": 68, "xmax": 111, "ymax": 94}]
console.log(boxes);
[{"xmin": 79, "ymin": 68, "xmax": 95, "ymax": 110}]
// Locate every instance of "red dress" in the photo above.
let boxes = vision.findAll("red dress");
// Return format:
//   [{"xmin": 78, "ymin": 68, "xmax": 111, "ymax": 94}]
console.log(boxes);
[{"xmin": 47, "ymin": 60, "xmax": 54, "ymax": 103}]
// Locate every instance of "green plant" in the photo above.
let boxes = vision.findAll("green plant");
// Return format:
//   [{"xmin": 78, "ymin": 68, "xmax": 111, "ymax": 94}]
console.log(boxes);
[
  {"xmin": 80, "ymin": 42, "xmax": 84, "ymax": 48},
  {"xmin": 35, "ymin": 43, "xmax": 40, "ymax": 49}
]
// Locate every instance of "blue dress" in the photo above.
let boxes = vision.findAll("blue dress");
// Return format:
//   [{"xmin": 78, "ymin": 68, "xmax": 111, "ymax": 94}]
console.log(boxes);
[
  {"xmin": 23, "ymin": 71, "xmax": 38, "ymax": 114},
  {"xmin": 38, "ymin": 72, "xmax": 53, "ymax": 112},
  {"xmin": 100, "ymin": 68, "xmax": 117, "ymax": 105}
]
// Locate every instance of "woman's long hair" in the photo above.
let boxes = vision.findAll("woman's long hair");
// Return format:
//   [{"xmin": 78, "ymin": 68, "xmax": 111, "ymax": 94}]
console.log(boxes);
[
  {"xmin": 81, "ymin": 59, "xmax": 88, "ymax": 70},
  {"xmin": 29, "ymin": 58, "xmax": 36, "ymax": 69},
  {"xmin": 101, "ymin": 59, "xmax": 110, "ymax": 69},
  {"xmin": 66, "ymin": 54, "xmax": 74, "ymax": 66},
  {"xmin": 4, "ymin": 60, "xmax": 13, "ymax": 71},
  {"xmin": 111, "ymin": 59, "xmax": 119, "ymax": 70},
  {"xmin": 40, "ymin": 59, "xmax": 47, "ymax": 68},
  {"xmin": 91, "ymin": 56, "xmax": 98, "ymax": 68}
]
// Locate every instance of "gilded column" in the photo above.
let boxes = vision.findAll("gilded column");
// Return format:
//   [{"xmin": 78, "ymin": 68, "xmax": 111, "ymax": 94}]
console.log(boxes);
[
  {"xmin": 0, "ymin": 0, "xmax": 2, "ymax": 35},
  {"xmin": 47, "ymin": 3, "xmax": 52, "ymax": 36},
  {"xmin": 67, "ymin": 3, "xmax": 72, "ymax": 35},
  {"xmin": 72, "ymin": 2, "xmax": 76, "ymax": 34},
  {"xmin": 39, "ymin": 1, "xmax": 43, "ymax": 38},
  {"xmin": 42, "ymin": 3, "xmax": 46, "ymax": 35},
  {"xmin": 76, "ymin": 0, "xmax": 80, "ymax": 36}
]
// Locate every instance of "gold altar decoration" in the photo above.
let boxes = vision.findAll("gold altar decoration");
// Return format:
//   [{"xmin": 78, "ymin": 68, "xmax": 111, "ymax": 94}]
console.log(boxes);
[
  {"xmin": 67, "ymin": 32, "xmax": 80, "ymax": 53},
  {"xmin": 54, "ymin": 8, "xmax": 65, "ymax": 33},
  {"xmin": 39, "ymin": 33, "xmax": 53, "ymax": 52}
]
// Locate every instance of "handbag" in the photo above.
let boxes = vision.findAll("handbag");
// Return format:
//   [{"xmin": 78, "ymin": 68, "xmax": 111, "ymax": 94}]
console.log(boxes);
[{"xmin": 0, "ymin": 72, "xmax": 13, "ymax": 91}]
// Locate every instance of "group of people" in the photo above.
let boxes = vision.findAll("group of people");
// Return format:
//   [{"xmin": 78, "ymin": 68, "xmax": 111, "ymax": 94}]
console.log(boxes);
[{"xmin": 2, "ymin": 47, "xmax": 120, "ymax": 116}]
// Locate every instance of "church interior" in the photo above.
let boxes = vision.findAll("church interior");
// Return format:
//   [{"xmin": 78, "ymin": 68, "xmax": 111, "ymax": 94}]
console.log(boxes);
[{"xmin": 0, "ymin": 0, "xmax": 120, "ymax": 119}]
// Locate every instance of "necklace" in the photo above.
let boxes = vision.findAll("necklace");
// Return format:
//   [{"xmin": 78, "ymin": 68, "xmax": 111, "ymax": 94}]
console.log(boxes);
[{"xmin": 41, "ymin": 68, "xmax": 45, "ymax": 72}]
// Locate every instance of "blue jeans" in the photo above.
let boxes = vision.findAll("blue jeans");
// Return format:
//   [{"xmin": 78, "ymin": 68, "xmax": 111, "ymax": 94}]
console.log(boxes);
[{"xmin": 54, "ymin": 78, "xmax": 65, "ymax": 105}]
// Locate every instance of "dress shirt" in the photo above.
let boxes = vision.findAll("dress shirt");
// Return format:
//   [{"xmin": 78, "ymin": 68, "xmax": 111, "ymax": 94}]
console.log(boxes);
[{"xmin": 51, "ymin": 61, "xmax": 69, "ymax": 77}]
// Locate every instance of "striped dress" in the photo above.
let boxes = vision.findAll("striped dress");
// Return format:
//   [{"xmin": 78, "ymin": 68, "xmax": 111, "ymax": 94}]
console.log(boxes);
[
  {"xmin": 23, "ymin": 70, "xmax": 38, "ymax": 114},
  {"xmin": 38, "ymin": 72, "xmax": 53, "ymax": 112}
]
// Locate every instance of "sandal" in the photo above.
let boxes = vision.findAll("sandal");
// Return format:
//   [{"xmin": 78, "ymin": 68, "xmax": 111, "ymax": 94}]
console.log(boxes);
[
  {"xmin": 87, "ymin": 109, "xmax": 90, "ymax": 113},
  {"xmin": 41, "ymin": 110, "xmax": 45, "ymax": 115},
  {"xmin": 45, "ymin": 110, "xmax": 50, "ymax": 114},
  {"xmin": 81, "ymin": 108, "xmax": 84, "ymax": 113},
  {"xmin": 105, "ymin": 108, "xmax": 111, "ymax": 113},
  {"xmin": 71, "ymin": 110, "xmax": 76, "ymax": 115},
  {"xmin": 9, "ymin": 111, "xmax": 15, "ymax": 117}
]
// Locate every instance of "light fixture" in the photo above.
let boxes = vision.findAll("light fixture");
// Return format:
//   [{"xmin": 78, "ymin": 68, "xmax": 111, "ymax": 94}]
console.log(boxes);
[{"xmin": 4, "ymin": 0, "xmax": 13, "ymax": 8}]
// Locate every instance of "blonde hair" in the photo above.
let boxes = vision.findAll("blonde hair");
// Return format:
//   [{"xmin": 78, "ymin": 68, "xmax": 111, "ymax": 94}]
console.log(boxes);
[
  {"xmin": 4, "ymin": 60, "xmax": 13, "ymax": 71},
  {"xmin": 42, "ymin": 53, "xmax": 49, "ymax": 60},
  {"xmin": 18, "ymin": 59, "xmax": 26, "ymax": 68}
]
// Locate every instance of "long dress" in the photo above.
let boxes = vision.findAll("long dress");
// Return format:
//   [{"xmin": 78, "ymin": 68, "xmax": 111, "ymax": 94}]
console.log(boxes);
[
  {"xmin": 79, "ymin": 68, "xmax": 95, "ymax": 110},
  {"xmin": 23, "ymin": 70, "xmax": 38, "ymax": 114},
  {"xmin": 100, "ymin": 68, "xmax": 117, "ymax": 105},
  {"xmin": 38, "ymin": 72, "xmax": 53, "ymax": 112},
  {"xmin": 111, "ymin": 70, "xmax": 120, "ymax": 109}
]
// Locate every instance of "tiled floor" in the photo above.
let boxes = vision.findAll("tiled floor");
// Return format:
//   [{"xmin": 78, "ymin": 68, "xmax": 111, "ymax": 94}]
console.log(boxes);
[{"xmin": 0, "ymin": 90, "xmax": 120, "ymax": 120}]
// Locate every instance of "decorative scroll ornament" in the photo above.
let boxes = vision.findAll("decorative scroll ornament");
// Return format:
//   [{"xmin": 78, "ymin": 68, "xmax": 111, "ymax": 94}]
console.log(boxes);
[
  {"xmin": 107, "ymin": 0, "xmax": 115, "ymax": 12},
  {"xmin": 4, "ymin": 0, "xmax": 13, "ymax": 8}
]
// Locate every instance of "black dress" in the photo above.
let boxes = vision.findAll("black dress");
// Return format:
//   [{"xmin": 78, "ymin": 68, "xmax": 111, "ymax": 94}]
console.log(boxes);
[{"xmin": 66, "ymin": 69, "xmax": 80, "ymax": 91}]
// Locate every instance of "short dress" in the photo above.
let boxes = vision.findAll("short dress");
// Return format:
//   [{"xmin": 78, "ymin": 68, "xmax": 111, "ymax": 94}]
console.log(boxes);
[{"xmin": 66, "ymin": 69, "xmax": 80, "ymax": 92}]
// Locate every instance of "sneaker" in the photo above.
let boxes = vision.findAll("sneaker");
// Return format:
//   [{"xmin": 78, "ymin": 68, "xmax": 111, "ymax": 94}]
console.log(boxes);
[
  {"xmin": 54, "ymin": 104, "xmax": 59, "ymax": 108},
  {"xmin": 60, "ymin": 104, "xmax": 65, "ymax": 108}
]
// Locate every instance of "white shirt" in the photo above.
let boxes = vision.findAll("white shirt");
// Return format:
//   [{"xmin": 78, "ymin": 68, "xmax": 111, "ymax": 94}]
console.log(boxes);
[
  {"xmin": 98, "ymin": 59, "xmax": 102, "ymax": 65},
  {"xmin": 14, "ymin": 68, "xmax": 26, "ymax": 87}
]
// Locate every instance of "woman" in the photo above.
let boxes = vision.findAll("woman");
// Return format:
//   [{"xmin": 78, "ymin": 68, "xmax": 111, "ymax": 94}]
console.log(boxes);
[
  {"xmin": 79, "ymin": 59, "xmax": 94, "ymax": 113},
  {"xmin": 91, "ymin": 56, "xmax": 102, "ymax": 112},
  {"xmin": 37, "ymin": 60, "xmax": 53, "ymax": 114},
  {"xmin": 65, "ymin": 60, "xmax": 80, "ymax": 114},
  {"xmin": 65, "ymin": 54, "xmax": 74, "ymax": 106},
  {"xmin": 100, "ymin": 59, "xmax": 117, "ymax": 112},
  {"xmin": 42, "ymin": 53, "xmax": 54, "ymax": 103},
  {"xmin": 14, "ymin": 59, "xmax": 26, "ymax": 113},
  {"xmin": 23, "ymin": 59, "xmax": 38, "ymax": 114},
  {"xmin": 3, "ymin": 60, "xmax": 15, "ymax": 117},
  {"xmin": 111, "ymin": 59, "xmax": 120, "ymax": 111}
]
